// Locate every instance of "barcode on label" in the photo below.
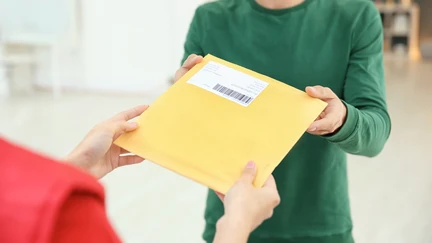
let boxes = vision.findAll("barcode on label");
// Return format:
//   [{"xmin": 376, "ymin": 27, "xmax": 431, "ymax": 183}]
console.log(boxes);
[{"xmin": 213, "ymin": 84, "xmax": 253, "ymax": 105}]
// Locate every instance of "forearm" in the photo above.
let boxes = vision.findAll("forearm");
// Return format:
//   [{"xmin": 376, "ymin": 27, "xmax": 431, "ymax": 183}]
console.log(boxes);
[
  {"xmin": 64, "ymin": 151, "xmax": 85, "ymax": 169},
  {"xmin": 214, "ymin": 216, "xmax": 251, "ymax": 243},
  {"xmin": 326, "ymin": 102, "xmax": 391, "ymax": 157}
]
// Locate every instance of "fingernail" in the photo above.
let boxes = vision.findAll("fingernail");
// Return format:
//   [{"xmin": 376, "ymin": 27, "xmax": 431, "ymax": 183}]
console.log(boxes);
[
  {"xmin": 309, "ymin": 127, "xmax": 317, "ymax": 132},
  {"xmin": 246, "ymin": 161, "xmax": 255, "ymax": 169},
  {"xmin": 130, "ymin": 122, "xmax": 138, "ymax": 128}
]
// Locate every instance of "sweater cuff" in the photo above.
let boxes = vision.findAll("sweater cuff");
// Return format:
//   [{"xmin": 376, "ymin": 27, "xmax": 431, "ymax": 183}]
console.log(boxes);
[{"xmin": 324, "ymin": 101, "xmax": 359, "ymax": 143}]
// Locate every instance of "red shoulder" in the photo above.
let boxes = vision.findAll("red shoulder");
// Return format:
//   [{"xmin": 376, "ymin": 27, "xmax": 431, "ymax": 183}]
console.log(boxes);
[{"xmin": 0, "ymin": 138, "xmax": 105, "ymax": 243}]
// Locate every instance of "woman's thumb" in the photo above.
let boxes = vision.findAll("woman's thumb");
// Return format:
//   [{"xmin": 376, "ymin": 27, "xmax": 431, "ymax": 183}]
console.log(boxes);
[{"xmin": 239, "ymin": 161, "xmax": 257, "ymax": 184}]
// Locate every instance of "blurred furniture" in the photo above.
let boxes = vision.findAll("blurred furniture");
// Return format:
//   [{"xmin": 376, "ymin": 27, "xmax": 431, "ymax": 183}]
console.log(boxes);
[
  {"xmin": 0, "ymin": 32, "xmax": 61, "ymax": 97},
  {"xmin": 0, "ymin": 0, "xmax": 81, "ymax": 98},
  {"xmin": 375, "ymin": 1, "xmax": 421, "ymax": 60}
]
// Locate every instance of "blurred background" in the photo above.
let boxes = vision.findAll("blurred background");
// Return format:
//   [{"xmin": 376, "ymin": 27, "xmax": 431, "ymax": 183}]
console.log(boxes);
[{"xmin": 0, "ymin": 0, "xmax": 431, "ymax": 243}]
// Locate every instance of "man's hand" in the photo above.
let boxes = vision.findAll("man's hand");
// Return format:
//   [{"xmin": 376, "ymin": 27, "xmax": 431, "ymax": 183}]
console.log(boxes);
[
  {"xmin": 174, "ymin": 54, "xmax": 203, "ymax": 83},
  {"xmin": 216, "ymin": 162, "xmax": 280, "ymax": 236},
  {"xmin": 306, "ymin": 85, "xmax": 347, "ymax": 135},
  {"xmin": 65, "ymin": 105, "xmax": 148, "ymax": 179}
]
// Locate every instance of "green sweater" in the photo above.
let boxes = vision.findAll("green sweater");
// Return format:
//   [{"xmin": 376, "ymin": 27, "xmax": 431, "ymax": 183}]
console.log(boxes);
[{"xmin": 182, "ymin": 0, "xmax": 391, "ymax": 242}]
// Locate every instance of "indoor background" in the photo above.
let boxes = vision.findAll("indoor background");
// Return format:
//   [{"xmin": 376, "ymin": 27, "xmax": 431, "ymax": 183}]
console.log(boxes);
[{"xmin": 0, "ymin": 0, "xmax": 431, "ymax": 242}]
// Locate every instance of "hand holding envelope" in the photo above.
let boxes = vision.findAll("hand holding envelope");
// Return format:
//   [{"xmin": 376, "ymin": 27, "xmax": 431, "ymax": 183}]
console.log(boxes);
[
  {"xmin": 115, "ymin": 54, "xmax": 327, "ymax": 194},
  {"xmin": 306, "ymin": 86, "xmax": 348, "ymax": 136},
  {"xmin": 174, "ymin": 54, "xmax": 204, "ymax": 82}
]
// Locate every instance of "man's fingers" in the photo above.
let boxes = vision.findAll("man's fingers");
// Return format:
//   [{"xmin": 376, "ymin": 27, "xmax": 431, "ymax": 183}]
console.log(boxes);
[
  {"xmin": 174, "ymin": 54, "xmax": 204, "ymax": 83},
  {"xmin": 239, "ymin": 161, "xmax": 257, "ymax": 184},
  {"xmin": 307, "ymin": 104, "xmax": 342, "ymax": 134},
  {"xmin": 182, "ymin": 54, "xmax": 203, "ymax": 69},
  {"xmin": 306, "ymin": 86, "xmax": 336, "ymax": 100},
  {"xmin": 119, "ymin": 155, "xmax": 144, "ymax": 167},
  {"xmin": 307, "ymin": 117, "xmax": 337, "ymax": 133},
  {"xmin": 182, "ymin": 54, "xmax": 197, "ymax": 67},
  {"xmin": 114, "ymin": 105, "xmax": 149, "ymax": 121}
]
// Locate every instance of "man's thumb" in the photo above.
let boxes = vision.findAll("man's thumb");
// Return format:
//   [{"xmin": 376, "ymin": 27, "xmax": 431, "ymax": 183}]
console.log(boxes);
[
  {"xmin": 306, "ymin": 86, "xmax": 335, "ymax": 100},
  {"xmin": 239, "ymin": 161, "xmax": 257, "ymax": 184}
]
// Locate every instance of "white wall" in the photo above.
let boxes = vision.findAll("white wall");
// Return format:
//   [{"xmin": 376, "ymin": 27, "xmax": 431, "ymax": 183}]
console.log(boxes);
[
  {"xmin": 76, "ymin": 0, "xmax": 205, "ymax": 94},
  {"xmin": 3, "ymin": 0, "xmax": 206, "ymax": 94},
  {"xmin": 0, "ymin": 0, "xmax": 82, "ymax": 91},
  {"xmin": 0, "ymin": 0, "xmax": 71, "ymax": 35}
]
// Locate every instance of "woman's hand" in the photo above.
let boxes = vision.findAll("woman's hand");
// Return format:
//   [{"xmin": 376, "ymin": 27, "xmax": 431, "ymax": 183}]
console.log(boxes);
[
  {"xmin": 65, "ymin": 105, "xmax": 148, "ymax": 179},
  {"xmin": 306, "ymin": 85, "xmax": 347, "ymax": 136},
  {"xmin": 174, "ymin": 54, "xmax": 203, "ymax": 82},
  {"xmin": 216, "ymin": 162, "xmax": 280, "ymax": 235}
]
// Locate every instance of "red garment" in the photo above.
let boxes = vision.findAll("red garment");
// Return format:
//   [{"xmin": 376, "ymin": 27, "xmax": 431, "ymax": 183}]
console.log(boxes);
[{"xmin": 0, "ymin": 139, "xmax": 121, "ymax": 243}]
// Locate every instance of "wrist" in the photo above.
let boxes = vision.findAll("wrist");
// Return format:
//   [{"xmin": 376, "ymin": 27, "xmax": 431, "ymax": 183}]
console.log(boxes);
[
  {"xmin": 63, "ymin": 152, "xmax": 95, "ymax": 177},
  {"xmin": 215, "ymin": 215, "xmax": 251, "ymax": 243},
  {"xmin": 217, "ymin": 215, "xmax": 243, "ymax": 230},
  {"xmin": 325, "ymin": 101, "xmax": 359, "ymax": 143},
  {"xmin": 333, "ymin": 102, "xmax": 348, "ymax": 132},
  {"xmin": 340, "ymin": 102, "xmax": 348, "ymax": 126},
  {"xmin": 64, "ymin": 151, "xmax": 81, "ymax": 166}
]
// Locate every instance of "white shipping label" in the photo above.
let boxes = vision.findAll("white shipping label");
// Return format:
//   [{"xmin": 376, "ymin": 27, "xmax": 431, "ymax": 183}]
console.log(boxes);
[{"xmin": 187, "ymin": 61, "xmax": 269, "ymax": 107}]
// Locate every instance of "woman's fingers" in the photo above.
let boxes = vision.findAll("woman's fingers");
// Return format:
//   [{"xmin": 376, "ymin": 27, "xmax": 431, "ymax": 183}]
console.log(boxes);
[
  {"xmin": 114, "ymin": 105, "xmax": 149, "ymax": 121},
  {"xmin": 215, "ymin": 191, "xmax": 225, "ymax": 201},
  {"xmin": 100, "ymin": 105, "xmax": 149, "ymax": 138},
  {"xmin": 263, "ymin": 175, "xmax": 277, "ymax": 189},
  {"xmin": 108, "ymin": 121, "xmax": 139, "ymax": 140},
  {"xmin": 120, "ymin": 148, "xmax": 134, "ymax": 155},
  {"xmin": 118, "ymin": 155, "xmax": 145, "ymax": 167}
]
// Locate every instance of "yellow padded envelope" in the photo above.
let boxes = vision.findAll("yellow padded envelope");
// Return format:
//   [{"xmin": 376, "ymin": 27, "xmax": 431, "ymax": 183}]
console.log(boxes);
[{"xmin": 115, "ymin": 54, "xmax": 327, "ymax": 194}]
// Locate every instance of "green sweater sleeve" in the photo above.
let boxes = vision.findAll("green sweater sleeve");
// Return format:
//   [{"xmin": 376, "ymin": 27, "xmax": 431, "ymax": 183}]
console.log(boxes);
[
  {"xmin": 325, "ymin": 6, "xmax": 391, "ymax": 157},
  {"xmin": 181, "ymin": 7, "xmax": 206, "ymax": 64}
]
